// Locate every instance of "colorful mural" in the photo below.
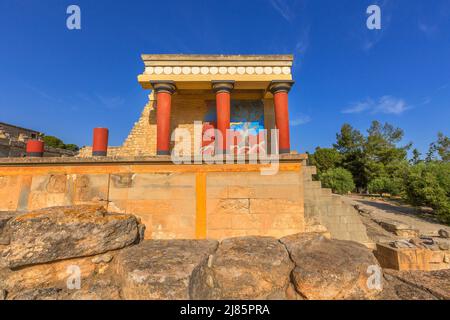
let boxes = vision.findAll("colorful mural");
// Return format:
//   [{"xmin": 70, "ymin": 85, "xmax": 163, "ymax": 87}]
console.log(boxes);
[{"xmin": 202, "ymin": 100, "xmax": 266, "ymax": 155}]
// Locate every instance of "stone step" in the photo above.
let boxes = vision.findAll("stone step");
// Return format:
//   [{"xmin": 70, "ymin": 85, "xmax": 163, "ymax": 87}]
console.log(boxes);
[
  {"xmin": 304, "ymin": 181, "xmax": 322, "ymax": 189},
  {"xmin": 303, "ymin": 165, "xmax": 317, "ymax": 175}
]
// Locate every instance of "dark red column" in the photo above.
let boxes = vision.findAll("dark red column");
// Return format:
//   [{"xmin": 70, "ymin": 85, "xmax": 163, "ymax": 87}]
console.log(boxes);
[
  {"xmin": 212, "ymin": 81, "xmax": 234, "ymax": 154},
  {"xmin": 152, "ymin": 81, "xmax": 176, "ymax": 155},
  {"xmin": 26, "ymin": 140, "xmax": 44, "ymax": 157},
  {"xmin": 92, "ymin": 127, "xmax": 109, "ymax": 156},
  {"xmin": 269, "ymin": 81, "xmax": 294, "ymax": 154}
]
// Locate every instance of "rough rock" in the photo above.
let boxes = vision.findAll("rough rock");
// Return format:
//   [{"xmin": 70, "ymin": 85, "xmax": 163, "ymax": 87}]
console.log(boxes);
[
  {"xmin": 91, "ymin": 253, "xmax": 113, "ymax": 264},
  {"xmin": 190, "ymin": 236, "xmax": 294, "ymax": 300},
  {"xmin": 11, "ymin": 287, "xmax": 64, "ymax": 300},
  {"xmin": 1, "ymin": 205, "xmax": 142, "ymax": 268},
  {"xmin": 1, "ymin": 255, "xmax": 101, "ymax": 293},
  {"xmin": 281, "ymin": 233, "xmax": 383, "ymax": 300},
  {"xmin": 0, "ymin": 252, "xmax": 122, "ymax": 300},
  {"xmin": 0, "ymin": 289, "xmax": 6, "ymax": 300},
  {"xmin": 384, "ymin": 269, "xmax": 450, "ymax": 300},
  {"xmin": 114, "ymin": 239, "xmax": 218, "ymax": 300},
  {"xmin": 438, "ymin": 229, "xmax": 450, "ymax": 239},
  {"xmin": 379, "ymin": 272, "xmax": 438, "ymax": 300},
  {"xmin": 377, "ymin": 220, "xmax": 419, "ymax": 238},
  {"xmin": 0, "ymin": 212, "xmax": 18, "ymax": 245},
  {"xmin": 391, "ymin": 240, "xmax": 416, "ymax": 249}
]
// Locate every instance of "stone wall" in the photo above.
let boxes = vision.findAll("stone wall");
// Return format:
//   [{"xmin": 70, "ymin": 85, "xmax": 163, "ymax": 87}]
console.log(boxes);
[
  {"xmin": 302, "ymin": 163, "xmax": 372, "ymax": 247},
  {"xmin": 0, "ymin": 159, "xmax": 304, "ymax": 240}
]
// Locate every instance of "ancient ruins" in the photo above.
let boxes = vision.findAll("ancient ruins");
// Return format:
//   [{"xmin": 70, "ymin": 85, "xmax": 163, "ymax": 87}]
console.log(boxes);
[{"xmin": 0, "ymin": 54, "xmax": 448, "ymax": 300}]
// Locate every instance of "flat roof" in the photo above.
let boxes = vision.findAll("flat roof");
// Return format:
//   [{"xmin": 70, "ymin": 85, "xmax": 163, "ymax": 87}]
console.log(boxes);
[
  {"xmin": 141, "ymin": 54, "xmax": 294, "ymax": 61},
  {"xmin": 0, "ymin": 122, "xmax": 41, "ymax": 134}
]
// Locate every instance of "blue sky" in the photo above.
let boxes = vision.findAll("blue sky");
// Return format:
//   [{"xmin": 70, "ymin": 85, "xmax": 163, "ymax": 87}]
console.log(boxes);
[{"xmin": 1, "ymin": 0, "xmax": 449, "ymax": 156}]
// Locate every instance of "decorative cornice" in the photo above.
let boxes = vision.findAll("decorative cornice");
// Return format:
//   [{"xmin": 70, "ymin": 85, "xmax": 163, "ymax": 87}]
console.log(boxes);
[
  {"xmin": 145, "ymin": 65, "xmax": 292, "ymax": 76},
  {"xmin": 211, "ymin": 81, "xmax": 235, "ymax": 94},
  {"xmin": 268, "ymin": 80, "xmax": 295, "ymax": 94},
  {"xmin": 150, "ymin": 81, "xmax": 177, "ymax": 94},
  {"xmin": 138, "ymin": 55, "xmax": 294, "ymax": 90}
]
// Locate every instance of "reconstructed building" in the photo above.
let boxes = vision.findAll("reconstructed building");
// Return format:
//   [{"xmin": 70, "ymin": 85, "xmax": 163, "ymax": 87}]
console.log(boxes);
[
  {"xmin": 0, "ymin": 54, "xmax": 371, "ymax": 246},
  {"xmin": 0, "ymin": 122, "xmax": 75, "ymax": 158},
  {"xmin": 79, "ymin": 55, "xmax": 294, "ymax": 157}
]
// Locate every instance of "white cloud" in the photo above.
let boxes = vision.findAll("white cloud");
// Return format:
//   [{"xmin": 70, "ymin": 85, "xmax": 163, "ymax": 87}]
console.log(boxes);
[
  {"xmin": 419, "ymin": 22, "xmax": 438, "ymax": 36},
  {"xmin": 96, "ymin": 94, "xmax": 125, "ymax": 109},
  {"xmin": 291, "ymin": 114, "xmax": 312, "ymax": 126},
  {"xmin": 342, "ymin": 96, "xmax": 409, "ymax": 115},
  {"xmin": 269, "ymin": 0, "xmax": 296, "ymax": 23}
]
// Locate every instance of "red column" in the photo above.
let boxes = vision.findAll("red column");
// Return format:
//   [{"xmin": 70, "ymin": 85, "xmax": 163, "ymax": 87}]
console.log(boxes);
[
  {"xmin": 26, "ymin": 140, "xmax": 44, "ymax": 157},
  {"xmin": 92, "ymin": 127, "xmax": 109, "ymax": 156},
  {"xmin": 153, "ymin": 82, "xmax": 176, "ymax": 155},
  {"xmin": 269, "ymin": 81, "xmax": 294, "ymax": 154},
  {"xmin": 212, "ymin": 81, "xmax": 234, "ymax": 154}
]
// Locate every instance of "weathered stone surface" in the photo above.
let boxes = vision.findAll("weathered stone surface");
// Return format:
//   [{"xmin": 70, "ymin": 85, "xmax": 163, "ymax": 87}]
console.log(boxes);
[
  {"xmin": 0, "ymin": 251, "xmax": 122, "ymax": 300},
  {"xmin": 6, "ymin": 279, "xmax": 122, "ymax": 300},
  {"xmin": 114, "ymin": 239, "xmax": 218, "ymax": 300},
  {"xmin": 91, "ymin": 253, "xmax": 113, "ymax": 264},
  {"xmin": 379, "ymin": 271, "xmax": 438, "ymax": 300},
  {"xmin": 2, "ymin": 205, "xmax": 142, "ymax": 268},
  {"xmin": 190, "ymin": 236, "xmax": 294, "ymax": 300},
  {"xmin": 0, "ymin": 256, "xmax": 97, "ymax": 293},
  {"xmin": 11, "ymin": 287, "xmax": 64, "ymax": 300},
  {"xmin": 281, "ymin": 233, "xmax": 382, "ymax": 300},
  {"xmin": 439, "ymin": 229, "xmax": 450, "ymax": 239},
  {"xmin": 0, "ymin": 288, "xmax": 6, "ymax": 300},
  {"xmin": 0, "ymin": 212, "xmax": 18, "ymax": 245},
  {"xmin": 384, "ymin": 269, "xmax": 450, "ymax": 300}
]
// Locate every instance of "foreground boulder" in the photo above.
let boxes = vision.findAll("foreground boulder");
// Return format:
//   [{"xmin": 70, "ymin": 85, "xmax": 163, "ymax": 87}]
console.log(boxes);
[
  {"xmin": 190, "ymin": 236, "xmax": 294, "ymax": 300},
  {"xmin": 281, "ymin": 233, "xmax": 383, "ymax": 300},
  {"xmin": 2, "ymin": 205, "xmax": 143, "ymax": 268},
  {"xmin": 114, "ymin": 239, "xmax": 218, "ymax": 299}
]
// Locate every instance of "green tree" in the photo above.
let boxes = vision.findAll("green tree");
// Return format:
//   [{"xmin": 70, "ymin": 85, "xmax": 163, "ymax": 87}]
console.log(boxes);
[
  {"xmin": 427, "ymin": 132, "xmax": 450, "ymax": 162},
  {"xmin": 368, "ymin": 176, "xmax": 403, "ymax": 196},
  {"xmin": 64, "ymin": 144, "xmax": 80, "ymax": 152},
  {"xmin": 411, "ymin": 149, "xmax": 422, "ymax": 165},
  {"xmin": 403, "ymin": 162, "xmax": 450, "ymax": 223},
  {"xmin": 309, "ymin": 147, "xmax": 342, "ymax": 174},
  {"xmin": 319, "ymin": 167, "xmax": 356, "ymax": 195},
  {"xmin": 43, "ymin": 135, "xmax": 65, "ymax": 149},
  {"xmin": 42, "ymin": 135, "xmax": 79, "ymax": 151},
  {"xmin": 333, "ymin": 124, "xmax": 366, "ymax": 191}
]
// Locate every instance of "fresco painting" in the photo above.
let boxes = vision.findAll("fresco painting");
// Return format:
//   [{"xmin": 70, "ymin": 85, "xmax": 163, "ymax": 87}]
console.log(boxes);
[{"xmin": 202, "ymin": 100, "xmax": 266, "ymax": 155}]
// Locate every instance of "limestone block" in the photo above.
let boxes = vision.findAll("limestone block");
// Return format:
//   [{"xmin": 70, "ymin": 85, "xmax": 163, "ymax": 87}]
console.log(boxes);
[
  {"xmin": 113, "ymin": 239, "xmax": 218, "ymax": 299},
  {"xmin": 3, "ymin": 205, "xmax": 142, "ymax": 268},
  {"xmin": 190, "ymin": 236, "xmax": 293, "ymax": 299},
  {"xmin": 250, "ymin": 199, "xmax": 302, "ymax": 214},
  {"xmin": 207, "ymin": 199, "xmax": 249, "ymax": 215},
  {"xmin": 281, "ymin": 233, "xmax": 382, "ymax": 300},
  {"xmin": 0, "ymin": 175, "xmax": 29, "ymax": 211}
]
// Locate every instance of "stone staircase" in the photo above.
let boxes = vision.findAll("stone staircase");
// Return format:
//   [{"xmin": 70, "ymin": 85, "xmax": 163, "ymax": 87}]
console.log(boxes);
[{"xmin": 302, "ymin": 164, "xmax": 373, "ymax": 247}]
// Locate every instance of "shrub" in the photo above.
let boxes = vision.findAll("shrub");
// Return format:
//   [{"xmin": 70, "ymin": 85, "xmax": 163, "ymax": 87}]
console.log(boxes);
[
  {"xmin": 319, "ymin": 168, "xmax": 355, "ymax": 195},
  {"xmin": 309, "ymin": 148, "xmax": 342, "ymax": 174},
  {"xmin": 368, "ymin": 176, "xmax": 403, "ymax": 196},
  {"xmin": 403, "ymin": 162, "xmax": 450, "ymax": 224}
]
